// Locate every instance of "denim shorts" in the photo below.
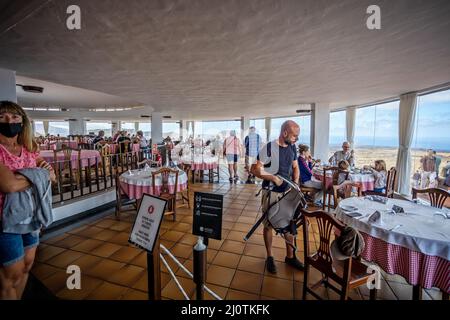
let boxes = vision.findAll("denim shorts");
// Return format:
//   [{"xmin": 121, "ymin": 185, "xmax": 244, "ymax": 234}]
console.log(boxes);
[
  {"xmin": 0, "ymin": 230, "xmax": 39, "ymax": 267},
  {"xmin": 226, "ymin": 154, "xmax": 239, "ymax": 163}
]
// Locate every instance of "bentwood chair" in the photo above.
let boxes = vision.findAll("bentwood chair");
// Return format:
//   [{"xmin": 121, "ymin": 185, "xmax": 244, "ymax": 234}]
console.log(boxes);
[
  {"xmin": 412, "ymin": 187, "xmax": 449, "ymax": 209},
  {"xmin": 152, "ymin": 167, "xmax": 179, "ymax": 221},
  {"xmin": 363, "ymin": 167, "xmax": 397, "ymax": 198},
  {"xmin": 301, "ymin": 209, "xmax": 377, "ymax": 300}
]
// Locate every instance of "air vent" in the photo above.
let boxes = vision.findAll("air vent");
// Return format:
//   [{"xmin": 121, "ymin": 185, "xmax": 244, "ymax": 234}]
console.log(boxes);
[
  {"xmin": 296, "ymin": 109, "xmax": 311, "ymax": 114},
  {"xmin": 163, "ymin": 116, "xmax": 172, "ymax": 119},
  {"xmin": 140, "ymin": 115, "xmax": 151, "ymax": 118},
  {"xmin": 16, "ymin": 84, "xmax": 44, "ymax": 93},
  {"xmin": 61, "ymin": 108, "xmax": 69, "ymax": 112},
  {"xmin": 64, "ymin": 119, "xmax": 77, "ymax": 122}
]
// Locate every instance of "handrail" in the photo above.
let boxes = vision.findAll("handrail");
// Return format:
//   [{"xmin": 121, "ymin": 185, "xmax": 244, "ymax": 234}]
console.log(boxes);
[{"xmin": 159, "ymin": 253, "xmax": 190, "ymax": 300}]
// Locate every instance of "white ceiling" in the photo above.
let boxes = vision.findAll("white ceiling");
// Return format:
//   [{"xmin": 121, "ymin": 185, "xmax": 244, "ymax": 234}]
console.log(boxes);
[{"xmin": 1, "ymin": 0, "xmax": 449, "ymax": 120}]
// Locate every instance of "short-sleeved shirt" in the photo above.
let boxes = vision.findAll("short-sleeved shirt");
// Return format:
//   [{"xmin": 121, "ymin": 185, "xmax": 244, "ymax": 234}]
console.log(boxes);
[
  {"xmin": 0, "ymin": 144, "xmax": 39, "ymax": 218},
  {"xmin": 257, "ymin": 141, "xmax": 297, "ymax": 193},
  {"xmin": 224, "ymin": 136, "xmax": 240, "ymax": 155}
]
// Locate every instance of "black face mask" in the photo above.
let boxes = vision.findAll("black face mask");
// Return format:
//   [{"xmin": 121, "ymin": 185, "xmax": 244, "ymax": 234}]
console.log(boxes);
[{"xmin": 0, "ymin": 123, "xmax": 23, "ymax": 138}]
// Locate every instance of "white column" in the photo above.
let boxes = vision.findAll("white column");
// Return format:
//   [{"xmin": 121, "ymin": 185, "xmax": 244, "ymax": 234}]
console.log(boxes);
[
  {"xmin": 0, "ymin": 68, "xmax": 17, "ymax": 102},
  {"xmin": 311, "ymin": 103, "xmax": 330, "ymax": 162},
  {"xmin": 43, "ymin": 121, "xmax": 49, "ymax": 135},
  {"xmin": 31, "ymin": 120, "xmax": 36, "ymax": 137},
  {"xmin": 265, "ymin": 117, "xmax": 271, "ymax": 142},
  {"xmin": 241, "ymin": 116, "xmax": 250, "ymax": 142},
  {"xmin": 180, "ymin": 120, "xmax": 189, "ymax": 141},
  {"xmin": 346, "ymin": 106, "xmax": 356, "ymax": 147},
  {"xmin": 69, "ymin": 119, "xmax": 86, "ymax": 135},
  {"xmin": 396, "ymin": 92, "xmax": 418, "ymax": 195},
  {"xmin": 151, "ymin": 112, "xmax": 163, "ymax": 144},
  {"xmin": 134, "ymin": 122, "xmax": 139, "ymax": 133},
  {"xmin": 111, "ymin": 121, "xmax": 119, "ymax": 135}
]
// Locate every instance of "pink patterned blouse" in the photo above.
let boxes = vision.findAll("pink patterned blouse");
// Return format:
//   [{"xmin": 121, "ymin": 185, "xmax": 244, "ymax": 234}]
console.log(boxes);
[{"xmin": 0, "ymin": 144, "xmax": 39, "ymax": 218}]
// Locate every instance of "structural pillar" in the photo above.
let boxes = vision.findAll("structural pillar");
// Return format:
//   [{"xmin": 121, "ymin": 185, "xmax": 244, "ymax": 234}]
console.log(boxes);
[
  {"xmin": 69, "ymin": 119, "xmax": 86, "ymax": 135},
  {"xmin": 151, "ymin": 112, "xmax": 163, "ymax": 144},
  {"xmin": 311, "ymin": 103, "xmax": 330, "ymax": 162},
  {"xmin": 241, "ymin": 116, "xmax": 250, "ymax": 142},
  {"xmin": 265, "ymin": 117, "xmax": 271, "ymax": 142},
  {"xmin": 0, "ymin": 68, "xmax": 17, "ymax": 102}
]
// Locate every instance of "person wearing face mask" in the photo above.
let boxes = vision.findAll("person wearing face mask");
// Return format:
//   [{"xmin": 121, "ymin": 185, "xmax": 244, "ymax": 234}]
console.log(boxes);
[
  {"xmin": 0, "ymin": 101, "xmax": 56, "ymax": 300},
  {"xmin": 250, "ymin": 120, "xmax": 304, "ymax": 274}
]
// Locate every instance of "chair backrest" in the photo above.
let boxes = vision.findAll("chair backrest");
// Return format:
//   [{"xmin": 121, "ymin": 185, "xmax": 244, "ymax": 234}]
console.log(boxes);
[
  {"xmin": 301, "ymin": 209, "xmax": 345, "ymax": 265},
  {"xmin": 100, "ymin": 144, "xmax": 111, "ymax": 157},
  {"xmin": 152, "ymin": 167, "xmax": 179, "ymax": 196},
  {"xmin": 385, "ymin": 167, "xmax": 397, "ymax": 198},
  {"xmin": 323, "ymin": 166, "xmax": 349, "ymax": 191},
  {"xmin": 119, "ymin": 140, "xmax": 130, "ymax": 154},
  {"xmin": 412, "ymin": 187, "xmax": 449, "ymax": 209}
]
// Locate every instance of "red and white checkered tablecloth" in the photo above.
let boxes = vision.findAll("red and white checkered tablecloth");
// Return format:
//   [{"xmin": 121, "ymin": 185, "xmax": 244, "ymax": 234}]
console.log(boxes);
[
  {"xmin": 361, "ymin": 232, "xmax": 449, "ymax": 293},
  {"xmin": 180, "ymin": 156, "xmax": 218, "ymax": 171},
  {"xmin": 313, "ymin": 168, "xmax": 375, "ymax": 192}
]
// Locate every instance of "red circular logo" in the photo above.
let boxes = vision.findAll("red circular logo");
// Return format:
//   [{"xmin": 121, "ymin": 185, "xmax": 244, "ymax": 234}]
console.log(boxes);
[{"xmin": 147, "ymin": 205, "xmax": 155, "ymax": 214}]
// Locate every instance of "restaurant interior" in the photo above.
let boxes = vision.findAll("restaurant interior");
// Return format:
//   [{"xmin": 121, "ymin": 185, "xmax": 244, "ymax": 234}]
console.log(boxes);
[{"xmin": 0, "ymin": 0, "xmax": 449, "ymax": 301}]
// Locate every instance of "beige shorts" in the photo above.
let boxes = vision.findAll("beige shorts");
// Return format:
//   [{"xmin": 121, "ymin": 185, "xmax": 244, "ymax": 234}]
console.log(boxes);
[{"xmin": 261, "ymin": 189, "xmax": 286, "ymax": 228}]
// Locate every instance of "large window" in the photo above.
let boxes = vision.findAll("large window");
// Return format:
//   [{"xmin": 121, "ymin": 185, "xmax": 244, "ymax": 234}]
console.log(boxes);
[
  {"xmin": 138, "ymin": 122, "xmax": 151, "ymax": 139},
  {"xmin": 196, "ymin": 120, "xmax": 241, "ymax": 141},
  {"xmin": 33, "ymin": 121, "xmax": 45, "ymax": 136},
  {"xmin": 163, "ymin": 122, "xmax": 180, "ymax": 140},
  {"xmin": 353, "ymin": 101, "xmax": 399, "ymax": 169},
  {"xmin": 249, "ymin": 118, "xmax": 267, "ymax": 143},
  {"xmin": 86, "ymin": 121, "xmax": 112, "ymax": 137},
  {"xmin": 121, "ymin": 122, "xmax": 137, "ymax": 135},
  {"xmin": 48, "ymin": 121, "xmax": 69, "ymax": 136},
  {"xmin": 270, "ymin": 115, "xmax": 311, "ymax": 145},
  {"xmin": 411, "ymin": 89, "xmax": 450, "ymax": 177},
  {"xmin": 329, "ymin": 111, "xmax": 346, "ymax": 155}
]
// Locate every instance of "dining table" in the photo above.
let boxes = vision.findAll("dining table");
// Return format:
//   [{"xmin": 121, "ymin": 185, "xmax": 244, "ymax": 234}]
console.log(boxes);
[
  {"xmin": 335, "ymin": 196, "xmax": 450, "ymax": 298},
  {"xmin": 313, "ymin": 167, "xmax": 376, "ymax": 192},
  {"xmin": 119, "ymin": 167, "xmax": 188, "ymax": 199},
  {"xmin": 39, "ymin": 149, "xmax": 102, "ymax": 169}
]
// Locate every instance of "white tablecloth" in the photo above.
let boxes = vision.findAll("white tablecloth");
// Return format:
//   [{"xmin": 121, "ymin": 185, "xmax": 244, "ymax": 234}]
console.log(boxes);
[{"xmin": 335, "ymin": 197, "xmax": 450, "ymax": 260}]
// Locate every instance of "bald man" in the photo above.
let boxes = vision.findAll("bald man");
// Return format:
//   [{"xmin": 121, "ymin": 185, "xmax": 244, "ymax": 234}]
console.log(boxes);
[
  {"xmin": 329, "ymin": 141, "xmax": 355, "ymax": 166},
  {"xmin": 250, "ymin": 120, "xmax": 304, "ymax": 274}
]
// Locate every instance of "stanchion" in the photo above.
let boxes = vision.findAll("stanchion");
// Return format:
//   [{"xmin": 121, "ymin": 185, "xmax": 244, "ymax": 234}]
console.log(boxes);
[
  {"xmin": 193, "ymin": 236, "xmax": 207, "ymax": 300},
  {"xmin": 147, "ymin": 237, "xmax": 161, "ymax": 300}
]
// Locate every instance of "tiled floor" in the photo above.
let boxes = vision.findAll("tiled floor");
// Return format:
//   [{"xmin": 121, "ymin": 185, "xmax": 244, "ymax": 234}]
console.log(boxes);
[{"xmin": 32, "ymin": 180, "xmax": 446, "ymax": 300}]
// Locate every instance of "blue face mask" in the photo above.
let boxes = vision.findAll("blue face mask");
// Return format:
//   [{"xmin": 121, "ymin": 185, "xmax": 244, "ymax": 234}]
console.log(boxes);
[{"xmin": 0, "ymin": 123, "xmax": 23, "ymax": 138}]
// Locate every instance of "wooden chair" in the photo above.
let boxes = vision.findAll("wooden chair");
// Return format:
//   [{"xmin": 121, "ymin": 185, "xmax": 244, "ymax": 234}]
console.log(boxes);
[
  {"xmin": 332, "ymin": 182, "xmax": 362, "ymax": 208},
  {"xmin": 301, "ymin": 209, "xmax": 377, "ymax": 300},
  {"xmin": 412, "ymin": 187, "xmax": 449, "ymax": 209},
  {"xmin": 78, "ymin": 142, "xmax": 91, "ymax": 150},
  {"xmin": 152, "ymin": 167, "xmax": 179, "ymax": 221},
  {"xmin": 363, "ymin": 167, "xmax": 397, "ymax": 198},
  {"xmin": 322, "ymin": 167, "xmax": 349, "ymax": 211},
  {"xmin": 115, "ymin": 174, "xmax": 136, "ymax": 220},
  {"xmin": 53, "ymin": 146, "xmax": 81, "ymax": 192}
]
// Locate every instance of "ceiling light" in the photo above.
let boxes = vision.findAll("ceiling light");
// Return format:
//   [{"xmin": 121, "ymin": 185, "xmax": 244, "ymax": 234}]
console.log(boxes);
[{"xmin": 16, "ymin": 84, "xmax": 44, "ymax": 93}]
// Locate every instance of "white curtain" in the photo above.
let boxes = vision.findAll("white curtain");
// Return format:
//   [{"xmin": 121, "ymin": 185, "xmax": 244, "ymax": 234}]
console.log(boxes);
[
  {"xmin": 43, "ymin": 121, "xmax": 49, "ymax": 135},
  {"xmin": 395, "ymin": 92, "xmax": 418, "ymax": 195},
  {"xmin": 346, "ymin": 106, "xmax": 356, "ymax": 147}
]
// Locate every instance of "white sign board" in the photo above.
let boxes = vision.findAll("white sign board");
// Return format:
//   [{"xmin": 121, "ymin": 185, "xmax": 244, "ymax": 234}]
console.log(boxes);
[{"xmin": 129, "ymin": 194, "xmax": 167, "ymax": 253}]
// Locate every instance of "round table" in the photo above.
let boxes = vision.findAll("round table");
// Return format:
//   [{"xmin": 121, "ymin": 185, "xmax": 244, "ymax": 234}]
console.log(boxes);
[
  {"xmin": 313, "ymin": 168, "xmax": 375, "ymax": 192},
  {"xmin": 119, "ymin": 168, "xmax": 188, "ymax": 199},
  {"xmin": 39, "ymin": 150, "xmax": 102, "ymax": 169},
  {"xmin": 178, "ymin": 155, "xmax": 219, "ymax": 183},
  {"xmin": 335, "ymin": 197, "xmax": 450, "ymax": 294}
]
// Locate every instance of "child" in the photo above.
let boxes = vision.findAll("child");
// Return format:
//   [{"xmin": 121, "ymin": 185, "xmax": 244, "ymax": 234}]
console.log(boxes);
[
  {"xmin": 365, "ymin": 160, "xmax": 387, "ymax": 193},
  {"xmin": 333, "ymin": 160, "xmax": 352, "ymax": 199}
]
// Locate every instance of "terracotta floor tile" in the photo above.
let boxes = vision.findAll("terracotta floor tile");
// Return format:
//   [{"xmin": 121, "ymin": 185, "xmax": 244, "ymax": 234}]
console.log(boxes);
[
  {"xmin": 93, "ymin": 219, "xmax": 117, "ymax": 229},
  {"xmin": 86, "ymin": 282, "xmax": 128, "ymax": 300},
  {"xmin": 243, "ymin": 244, "xmax": 267, "ymax": 259},
  {"xmin": 272, "ymin": 247, "xmax": 288, "ymax": 262},
  {"xmin": 161, "ymin": 255, "xmax": 184, "ymax": 274},
  {"xmin": 56, "ymin": 235, "xmax": 87, "ymax": 250},
  {"xmin": 91, "ymin": 229, "xmax": 120, "ymax": 241},
  {"xmin": 175, "ymin": 259, "xmax": 193, "ymax": 278},
  {"xmin": 56, "ymin": 276, "xmax": 103, "ymax": 300},
  {"xmin": 237, "ymin": 216, "xmax": 256, "ymax": 224},
  {"xmin": 230, "ymin": 270, "xmax": 263, "ymax": 295},
  {"xmin": 160, "ymin": 239, "xmax": 176, "ymax": 250},
  {"xmin": 226, "ymin": 289, "xmax": 259, "ymax": 300},
  {"xmin": 206, "ymin": 249, "xmax": 218, "ymax": 264},
  {"xmin": 212, "ymin": 251, "xmax": 242, "ymax": 269},
  {"xmin": 206, "ymin": 265, "xmax": 235, "ymax": 287},
  {"xmin": 84, "ymin": 259, "xmax": 125, "ymax": 280},
  {"xmin": 162, "ymin": 276, "xmax": 195, "ymax": 300},
  {"xmin": 222, "ymin": 221, "xmax": 235, "ymax": 230},
  {"xmin": 108, "ymin": 264, "xmax": 145, "ymax": 287},
  {"xmin": 42, "ymin": 233, "xmax": 69, "ymax": 245},
  {"xmin": 46, "ymin": 250, "xmax": 84, "ymax": 269},
  {"xmin": 43, "ymin": 270, "xmax": 71, "ymax": 294},
  {"xmin": 75, "ymin": 226, "xmax": 105, "ymax": 239},
  {"xmin": 245, "ymin": 233, "xmax": 265, "ymax": 245},
  {"xmin": 180, "ymin": 216, "xmax": 193, "ymax": 224},
  {"xmin": 160, "ymin": 230, "xmax": 185, "ymax": 242},
  {"xmin": 207, "ymin": 239, "xmax": 224, "ymax": 250},
  {"xmin": 178, "ymin": 234, "xmax": 198, "ymax": 246},
  {"xmin": 241, "ymin": 210, "xmax": 259, "ymax": 218},
  {"xmin": 108, "ymin": 232, "xmax": 132, "ymax": 246},
  {"xmin": 121, "ymin": 289, "xmax": 148, "ymax": 300},
  {"xmin": 35, "ymin": 245, "xmax": 66, "ymax": 262},
  {"xmin": 226, "ymin": 230, "xmax": 247, "ymax": 243},
  {"xmin": 261, "ymin": 276, "xmax": 294, "ymax": 300},
  {"xmin": 232, "ymin": 222, "xmax": 253, "ymax": 233},
  {"xmin": 171, "ymin": 222, "xmax": 192, "ymax": 233},
  {"xmin": 265, "ymin": 260, "xmax": 295, "ymax": 281},
  {"xmin": 170, "ymin": 243, "xmax": 193, "ymax": 259},
  {"xmin": 220, "ymin": 240, "xmax": 246, "ymax": 255},
  {"xmin": 71, "ymin": 238, "xmax": 104, "ymax": 253},
  {"xmin": 223, "ymin": 214, "xmax": 240, "ymax": 222},
  {"xmin": 201, "ymin": 283, "xmax": 228, "ymax": 300},
  {"xmin": 129, "ymin": 251, "xmax": 148, "ymax": 268},
  {"xmin": 237, "ymin": 255, "xmax": 266, "ymax": 275},
  {"xmin": 109, "ymin": 246, "xmax": 143, "ymax": 263},
  {"xmin": 31, "ymin": 263, "xmax": 61, "ymax": 281},
  {"xmin": 71, "ymin": 254, "xmax": 103, "ymax": 271},
  {"xmin": 90, "ymin": 242, "xmax": 123, "ymax": 258},
  {"xmin": 67, "ymin": 225, "xmax": 89, "ymax": 235},
  {"xmin": 109, "ymin": 221, "xmax": 132, "ymax": 232}
]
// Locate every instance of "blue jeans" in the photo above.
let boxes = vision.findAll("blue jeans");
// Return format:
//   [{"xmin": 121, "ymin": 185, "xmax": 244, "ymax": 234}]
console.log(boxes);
[
  {"xmin": 373, "ymin": 187, "xmax": 385, "ymax": 193},
  {"xmin": 0, "ymin": 230, "xmax": 39, "ymax": 267}
]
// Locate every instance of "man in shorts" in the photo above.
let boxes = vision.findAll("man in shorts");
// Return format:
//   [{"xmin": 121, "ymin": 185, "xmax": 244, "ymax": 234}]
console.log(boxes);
[{"xmin": 251, "ymin": 120, "xmax": 304, "ymax": 274}]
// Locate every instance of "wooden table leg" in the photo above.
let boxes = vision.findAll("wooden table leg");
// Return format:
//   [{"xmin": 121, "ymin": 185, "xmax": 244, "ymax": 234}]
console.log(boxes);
[{"xmin": 412, "ymin": 285, "xmax": 423, "ymax": 300}]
